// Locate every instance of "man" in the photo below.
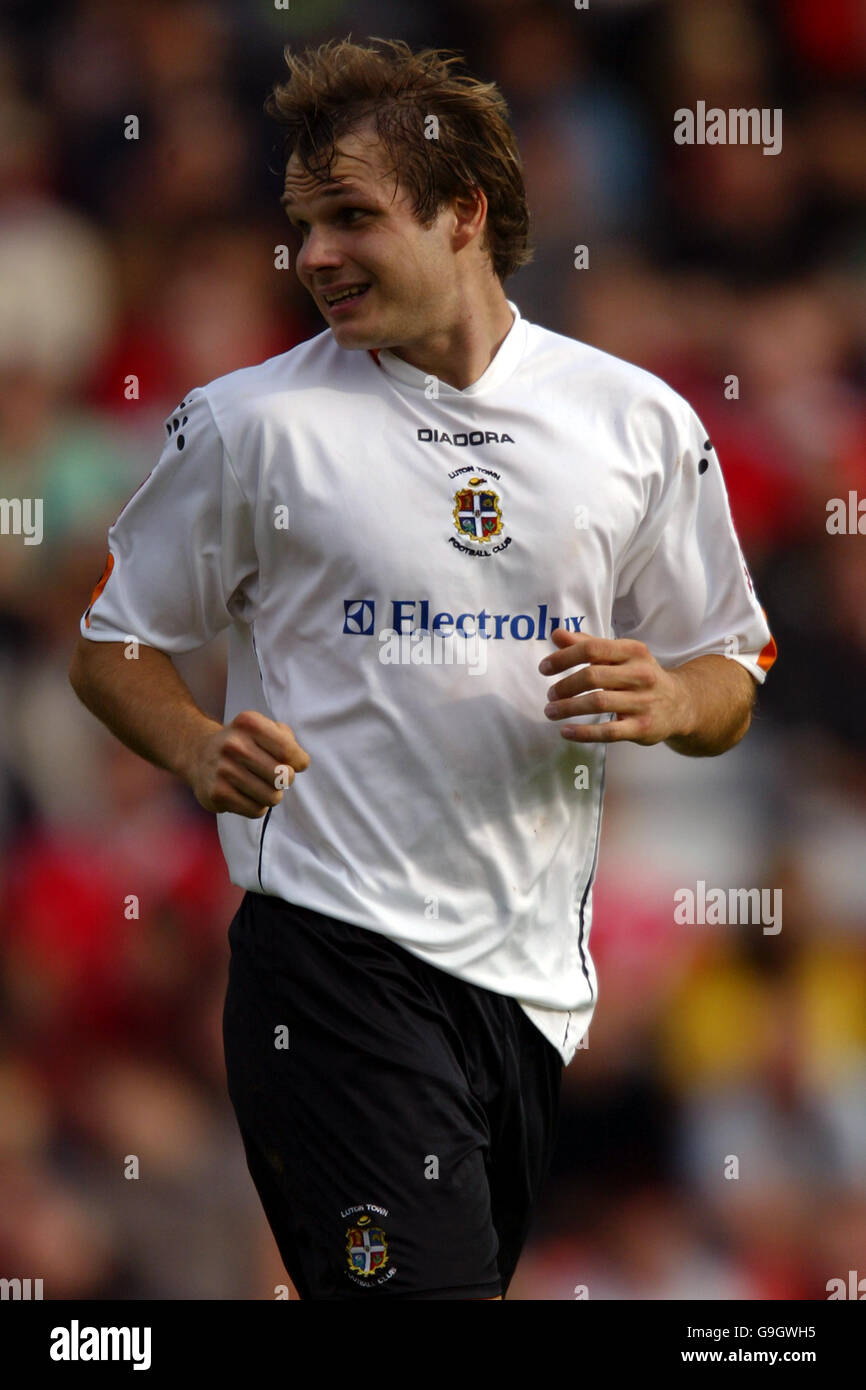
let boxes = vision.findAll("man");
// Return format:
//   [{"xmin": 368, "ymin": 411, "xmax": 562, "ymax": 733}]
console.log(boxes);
[{"xmin": 69, "ymin": 37, "xmax": 777, "ymax": 1301}]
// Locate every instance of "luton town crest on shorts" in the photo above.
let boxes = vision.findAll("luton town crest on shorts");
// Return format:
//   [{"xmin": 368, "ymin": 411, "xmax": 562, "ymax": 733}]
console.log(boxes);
[{"xmin": 345, "ymin": 1210, "xmax": 389, "ymax": 1280}]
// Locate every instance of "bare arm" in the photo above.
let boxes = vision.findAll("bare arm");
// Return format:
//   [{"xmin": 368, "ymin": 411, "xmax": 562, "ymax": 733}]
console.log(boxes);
[
  {"xmin": 69, "ymin": 636, "xmax": 221, "ymax": 780},
  {"xmin": 663, "ymin": 653, "xmax": 757, "ymax": 757},
  {"xmin": 69, "ymin": 636, "xmax": 310, "ymax": 817}
]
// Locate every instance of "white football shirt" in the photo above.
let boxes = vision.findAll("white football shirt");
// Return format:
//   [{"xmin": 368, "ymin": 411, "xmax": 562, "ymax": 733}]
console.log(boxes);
[{"xmin": 81, "ymin": 300, "xmax": 777, "ymax": 1064}]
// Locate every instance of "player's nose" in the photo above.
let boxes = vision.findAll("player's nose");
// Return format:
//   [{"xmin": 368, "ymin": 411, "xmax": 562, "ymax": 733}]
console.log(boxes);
[{"xmin": 296, "ymin": 227, "xmax": 343, "ymax": 279}]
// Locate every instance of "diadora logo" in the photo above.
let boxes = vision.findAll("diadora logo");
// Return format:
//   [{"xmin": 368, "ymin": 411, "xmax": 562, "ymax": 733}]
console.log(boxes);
[
  {"xmin": 342, "ymin": 598, "xmax": 586, "ymax": 642},
  {"xmin": 343, "ymin": 599, "xmax": 376, "ymax": 635},
  {"xmin": 417, "ymin": 428, "xmax": 515, "ymax": 446}
]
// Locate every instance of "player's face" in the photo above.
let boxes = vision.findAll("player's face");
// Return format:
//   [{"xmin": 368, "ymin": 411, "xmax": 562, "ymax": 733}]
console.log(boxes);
[{"xmin": 282, "ymin": 125, "xmax": 462, "ymax": 350}]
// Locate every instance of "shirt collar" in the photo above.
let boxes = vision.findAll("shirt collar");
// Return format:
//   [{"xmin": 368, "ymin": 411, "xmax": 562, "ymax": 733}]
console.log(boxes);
[{"xmin": 368, "ymin": 300, "xmax": 526, "ymax": 396}]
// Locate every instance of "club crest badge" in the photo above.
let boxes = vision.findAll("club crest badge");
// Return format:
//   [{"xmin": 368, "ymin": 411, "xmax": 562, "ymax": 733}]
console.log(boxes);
[
  {"xmin": 452, "ymin": 477, "xmax": 503, "ymax": 542},
  {"xmin": 345, "ymin": 1211, "xmax": 389, "ymax": 1279}
]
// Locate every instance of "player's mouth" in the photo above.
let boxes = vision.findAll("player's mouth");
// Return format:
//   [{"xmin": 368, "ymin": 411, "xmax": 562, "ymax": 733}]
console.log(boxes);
[{"xmin": 321, "ymin": 283, "xmax": 371, "ymax": 315}]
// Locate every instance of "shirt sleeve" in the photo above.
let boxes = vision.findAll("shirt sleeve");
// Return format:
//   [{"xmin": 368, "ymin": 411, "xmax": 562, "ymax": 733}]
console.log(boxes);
[
  {"xmin": 80, "ymin": 386, "xmax": 258, "ymax": 651},
  {"xmin": 611, "ymin": 402, "xmax": 777, "ymax": 683}
]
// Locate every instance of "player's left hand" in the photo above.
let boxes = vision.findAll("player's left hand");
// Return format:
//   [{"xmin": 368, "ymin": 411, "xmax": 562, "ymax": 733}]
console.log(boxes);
[{"xmin": 538, "ymin": 628, "xmax": 691, "ymax": 745}]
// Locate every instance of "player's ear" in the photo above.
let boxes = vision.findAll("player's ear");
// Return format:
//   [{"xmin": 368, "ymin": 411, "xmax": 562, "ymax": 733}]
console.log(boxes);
[{"xmin": 451, "ymin": 186, "xmax": 487, "ymax": 254}]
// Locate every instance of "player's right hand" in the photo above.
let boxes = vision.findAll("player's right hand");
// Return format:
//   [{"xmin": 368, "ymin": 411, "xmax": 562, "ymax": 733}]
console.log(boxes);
[{"xmin": 187, "ymin": 709, "xmax": 310, "ymax": 818}]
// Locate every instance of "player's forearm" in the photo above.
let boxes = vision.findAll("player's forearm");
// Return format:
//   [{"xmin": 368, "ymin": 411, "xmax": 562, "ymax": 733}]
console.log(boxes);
[
  {"xmin": 663, "ymin": 654, "xmax": 757, "ymax": 757},
  {"xmin": 68, "ymin": 636, "xmax": 221, "ymax": 783}
]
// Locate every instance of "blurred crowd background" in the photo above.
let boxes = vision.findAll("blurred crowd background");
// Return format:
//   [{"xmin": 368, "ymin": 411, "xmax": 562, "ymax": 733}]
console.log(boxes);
[{"xmin": 1, "ymin": 0, "xmax": 864, "ymax": 1300}]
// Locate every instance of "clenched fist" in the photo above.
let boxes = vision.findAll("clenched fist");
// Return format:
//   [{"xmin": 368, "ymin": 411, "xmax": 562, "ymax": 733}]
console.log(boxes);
[{"xmin": 186, "ymin": 709, "xmax": 310, "ymax": 818}]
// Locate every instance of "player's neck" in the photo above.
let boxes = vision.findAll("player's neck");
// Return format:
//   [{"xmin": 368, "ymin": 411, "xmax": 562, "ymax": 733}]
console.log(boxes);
[{"xmin": 387, "ymin": 283, "xmax": 514, "ymax": 392}]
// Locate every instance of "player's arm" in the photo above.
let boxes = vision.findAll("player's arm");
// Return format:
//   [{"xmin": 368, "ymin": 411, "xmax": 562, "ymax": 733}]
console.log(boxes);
[
  {"xmin": 663, "ymin": 650, "xmax": 756, "ymax": 756},
  {"xmin": 539, "ymin": 631, "xmax": 756, "ymax": 756},
  {"xmin": 541, "ymin": 402, "xmax": 775, "ymax": 753},
  {"xmin": 71, "ymin": 386, "xmax": 309, "ymax": 816},
  {"xmin": 69, "ymin": 636, "xmax": 309, "ymax": 817}
]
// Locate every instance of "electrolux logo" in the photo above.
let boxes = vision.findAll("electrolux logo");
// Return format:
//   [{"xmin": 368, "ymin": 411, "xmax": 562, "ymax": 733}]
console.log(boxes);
[
  {"xmin": 342, "ymin": 598, "xmax": 585, "ymax": 641},
  {"xmin": 343, "ymin": 599, "xmax": 376, "ymax": 634}
]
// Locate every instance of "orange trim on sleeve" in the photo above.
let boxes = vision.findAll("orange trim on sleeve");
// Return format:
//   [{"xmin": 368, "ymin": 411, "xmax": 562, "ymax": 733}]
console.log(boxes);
[
  {"xmin": 756, "ymin": 608, "xmax": 777, "ymax": 672},
  {"xmin": 83, "ymin": 552, "xmax": 114, "ymax": 628},
  {"xmin": 757, "ymin": 636, "xmax": 777, "ymax": 672}
]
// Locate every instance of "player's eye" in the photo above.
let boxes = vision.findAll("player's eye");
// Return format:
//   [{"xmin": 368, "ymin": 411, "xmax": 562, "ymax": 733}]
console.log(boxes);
[{"xmin": 287, "ymin": 209, "xmax": 368, "ymax": 234}]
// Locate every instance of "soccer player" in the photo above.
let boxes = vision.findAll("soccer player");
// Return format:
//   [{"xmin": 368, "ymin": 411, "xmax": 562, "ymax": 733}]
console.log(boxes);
[{"xmin": 69, "ymin": 37, "xmax": 777, "ymax": 1300}]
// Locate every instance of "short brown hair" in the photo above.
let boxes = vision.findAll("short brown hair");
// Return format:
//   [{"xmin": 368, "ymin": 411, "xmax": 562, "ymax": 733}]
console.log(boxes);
[{"xmin": 265, "ymin": 36, "xmax": 533, "ymax": 282}]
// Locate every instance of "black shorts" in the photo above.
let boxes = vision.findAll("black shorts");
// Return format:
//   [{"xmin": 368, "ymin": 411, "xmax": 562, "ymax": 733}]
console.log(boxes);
[{"xmin": 222, "ymin": 890, "xmax": 563, "ymax": 1300}]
